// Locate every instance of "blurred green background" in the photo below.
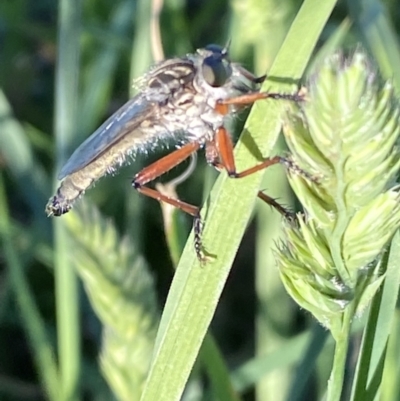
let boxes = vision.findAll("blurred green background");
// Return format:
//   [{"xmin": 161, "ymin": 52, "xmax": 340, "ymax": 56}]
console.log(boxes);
[{"xmin": 1, "ymin": 0, "xmax": 400, "ymax": 400}]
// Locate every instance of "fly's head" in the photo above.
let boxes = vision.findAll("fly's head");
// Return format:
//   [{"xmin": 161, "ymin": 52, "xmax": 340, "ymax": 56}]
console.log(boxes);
[
  {"xmin": 196, "ymin": 44, "xmax": 232, "ymax": 88},
  {"xmin": 193, "ymin": 44, "xmax": 258, "ymax": 100}
]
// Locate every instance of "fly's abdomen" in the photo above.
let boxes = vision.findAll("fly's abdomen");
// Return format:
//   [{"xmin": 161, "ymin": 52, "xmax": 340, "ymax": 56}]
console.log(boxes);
[
  {"xmin": 45, "ymin": 120, "xmax": 183, "ymax": 216},
  {"xmin": 45, "ymin": 162, "xmax": 106, "ymax": 216},
  {"xmin": 45, "ymin": 129, "xmax": 147, "ymax": 216}
]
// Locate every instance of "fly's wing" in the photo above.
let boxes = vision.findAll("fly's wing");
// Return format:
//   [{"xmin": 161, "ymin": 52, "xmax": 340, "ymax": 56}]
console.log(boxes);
[{"xmin": 58, "ymin": 96, "xmax": 155, "ymax": 180}]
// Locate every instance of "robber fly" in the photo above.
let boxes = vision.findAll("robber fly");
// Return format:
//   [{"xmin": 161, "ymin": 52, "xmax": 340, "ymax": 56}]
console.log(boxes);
[{"xmin": 46, "ymin": 44, "xmax": 301, "ymax": 259}]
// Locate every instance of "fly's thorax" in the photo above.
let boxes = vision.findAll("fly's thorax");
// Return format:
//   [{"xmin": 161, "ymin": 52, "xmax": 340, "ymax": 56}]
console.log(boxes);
[
  {"xmin": 140, "ymin": 58, "xmax": 196, "ymax": 103},
  {"xmin": 137, "ymin": 45, "xmax": 258, "ymax": 143},
  {"xmin": 135, "ymin": 59, "xmax": 218, "ymax": 142},
  {"xmin": 137, "ymin": 95, "xmax": 218, "ymax": 144}
]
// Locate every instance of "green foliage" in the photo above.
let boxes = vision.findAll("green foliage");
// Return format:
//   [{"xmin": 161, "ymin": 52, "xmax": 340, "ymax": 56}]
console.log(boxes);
[
  {"xmin": 279, "ymin": 52, "xmax": 400, "ymax": 334},
  {"xmin": 2, "ymin": 1, "xmax": 400, "ymax": 401},
  {"xmin": 140, "ymin": 3, "xmax": 336, "ymax": 401},
  {"xmin": 278, "ymin": 51, "xmax": 400, "ymax": 400},
  {"xmin": 65, "ymin": 205, "xmax": 158, "ymax": 401}
]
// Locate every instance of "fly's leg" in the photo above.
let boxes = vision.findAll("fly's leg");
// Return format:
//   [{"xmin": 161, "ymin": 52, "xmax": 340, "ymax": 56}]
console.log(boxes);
[
  {"xmin": 257, "ymin": 192, "xmax": 295, "ymax": 221},
  {"xmin": 208, "ymin": 89, "xmax": 309, "ymax": 218},
  {"xmin": 206, "ymin": 127, "xmax": 313, "ymax": 220},
  {"xmin": 205, "ymin": 135, "xmax": 292, "ymax": 218},
  {"xmin": 132, "ymin": 141, "xmax": 206, "ymax": 261},
  {"xmin": 220, "ymin": 89, "xmax": 306, "ymax": 106},
  {"xmin": 212, "ymin": 126, "xmax": 317, "ymax": 183}
]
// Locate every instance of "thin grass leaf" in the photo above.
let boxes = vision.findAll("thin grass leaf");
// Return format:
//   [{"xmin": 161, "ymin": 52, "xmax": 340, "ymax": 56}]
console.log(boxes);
[
  {"xmin": 308, "ymin": 17, "xmax": 352, "ymax": 74},
  {"xmin": 158, "ymin": 0, "xmax": 192, "ymax": 56},
  {"xmin": 347, "ymin": 0, "xmax": 400, "ymax": 90},
  {"xmin": 200, "ymin": 335, "xmax": 242, "ymax": 401},
  {"xmin": 0, "ymin": 174, "xmax": 60, "ymax": 401},
  {"xmin": 381, "ymin": 310, "xmax": 400, "ymax": 401},
  {"xmin": 231, "ymin": 317, "xmax": 366, "ymax": 393},
  {"xmin": 230, "ymin": 3, "xmax": 303, "ymax": 400},
  {"xmin": 140, "ymin": 2, "xmax": 337, "ymax": 401},
  {"xmin": 78, "ymin": 0, "xmax": 136, "ymax": 139},
  {"xmin": 126, "ymin": 0, "xmax": 154, "ymax": 251},
  {"xmin": 231, "ymin": 330, "xmax": 314, "ymax": 393},
  {"xmin": 53, "ymin": 1, "xmax": 82, "ymax": 400},
  {"xmin": 350, "ymin": 232, "xmax": 400, "ymax": 401},
  {"xmin": 286, "ymin": 324, "xmax": 329, "ymax": 401},
  {"xmin": 231, "ymin": 0, "xmax": 299, "ymax": 69},
  {"xmin": 130, "ymin": 0, "xmax": 153, "ymax": 85},
  {"xmin": 157, "ymin": 181, "xmax": 240, "ymax": 401},
  {"xmin": 0, "ymin": 90, "xmax": 49, "ymax": 217}
]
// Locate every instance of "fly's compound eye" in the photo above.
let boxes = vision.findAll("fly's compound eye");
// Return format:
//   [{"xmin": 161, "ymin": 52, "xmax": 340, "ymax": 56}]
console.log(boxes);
[{"xmin": 201, "ymin": 50, "xmax": 232, "ymax": 87}]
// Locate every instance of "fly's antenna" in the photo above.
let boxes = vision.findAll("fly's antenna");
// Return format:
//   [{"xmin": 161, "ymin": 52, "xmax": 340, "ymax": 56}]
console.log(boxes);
[{"xmin": 222, "ymin": 39, "xmax": 231, "ymax": 56}]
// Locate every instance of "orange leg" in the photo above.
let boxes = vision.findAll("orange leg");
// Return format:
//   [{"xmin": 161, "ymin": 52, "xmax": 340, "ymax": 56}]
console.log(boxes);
[
  {"xmin": 132, "ymin": 141, "xmax": 206, "ymax": 259},
  {"xmin": 134, "ymin": 89, "xmax": 303, "ymax": 260},
  {"xmin": 220, "ymin": 90, "xmax": 304, "ymax": 106},
  {"xmin": 209, "ymin": 127, "xmax": 294, "ymax": 218},
  {"xmin": 133, "ymin": 142, "xmax": 200, "ymax": 217},
  {"xmin": 214, "ymin": 126, "xmax": 283, "ymax": 178}
]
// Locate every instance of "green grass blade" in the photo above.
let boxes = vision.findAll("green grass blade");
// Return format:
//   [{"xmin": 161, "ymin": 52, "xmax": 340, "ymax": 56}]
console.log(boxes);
[
  {"xmin": 231, "ymin": 318, "xmax": 366, "ymax": 393},
  {"xmin": 0, "ymin": 90, "xmax": 49, "ymax": 217},
  {"xmin": 126, "ymin": 0, "xmax": 153, "ymax": 253},
  {"xmin": 308, "ymin": 17, "xmax": 352, "ymax": 73},
  {"xmin": 0, "ymin": 174, "xmax": 60, "ymax": 401},
  {"xmin": 130, "ymin": 0, "xmax": 153, "ymax": 82},
  {"xmin": 53, "ymin": 0, "xmax": 82, "ymax": 399},
  {"xmin": 158, "ymin": 182, "xmax": 239, "ymax": 401},
  {"xmin": 286, "ymin": 324, "xmax": 329, "ymax": 401},
  {"xmin": 350, "ymin": 232, "xmax": 400, "ymax": 401},
  {"xmin": 231, "ymin": 330, "xmax": 315, "ymax": 393},
  {"xmin": 78, "ymin": 1, "xmax": 136, "ymax": 138},
  {"xmin": 200, "ymin": 335, "xmax": 242, "ymax": 401},
  {"xmin": 232, "ymin": 3, "xmax": 301, "ymax": 400},
  {"xmin": 140, "ymin": 2, "xmax": 337, "ymax": 401},
  {"xmin": 381, "ymin": 310, "xmax": 400, "ymax": 401},
  {"xmin": 347, "ymin": 0, "xmax": 400, "ymax": 90}
]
